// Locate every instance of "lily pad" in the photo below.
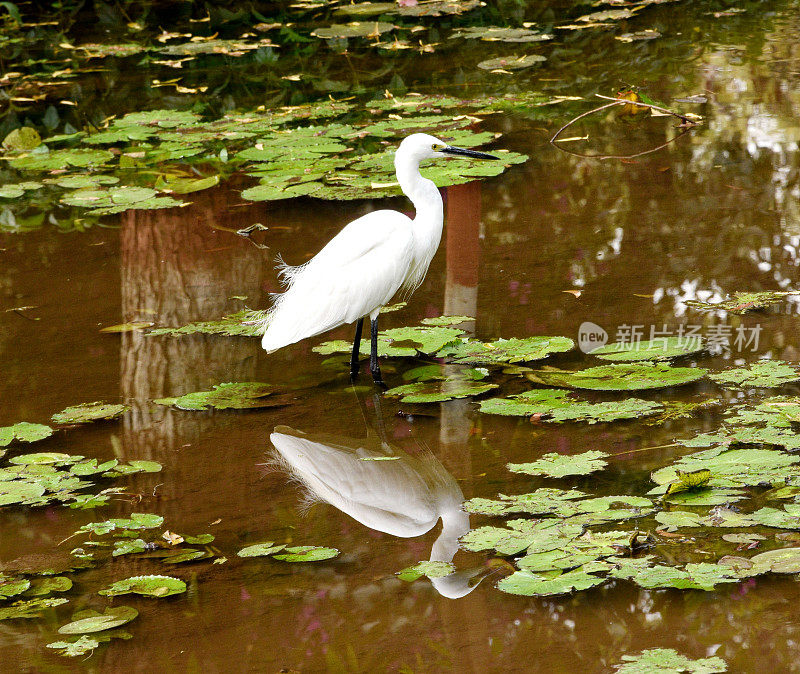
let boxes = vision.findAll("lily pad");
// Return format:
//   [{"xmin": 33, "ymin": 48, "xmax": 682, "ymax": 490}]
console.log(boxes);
[
  {"xmin": 2, "ymin": 127, "xmax": 42, "ymax": 151},
  {"xmin": 590, "ymin": 337, "xmax": 704, "ymax": 362},
  {"xmin": 0, "ymin": 597, "xmax": 68, "ymax": 620},
  {"xmin": 98, "ymin": 575, "xmax": 186, "ymax": 598},
  {"xmin": 0, "ymin": 422, "xmax": 53, "ymax": 446},
  {"xmin": 397, "ymin": 560, "xmax": 455, "ymax": 582},
  {"xmin": 526, "ymin": 363, "xmax": 707, "ymax": 391},
  {"xmin": 58, "ymin": 606, "xmax": 138, "ymax": 634},
  {"xmin": 709, "ymin": 360, "xmax": 800, "ymax": 389},
  {"xmin": 237, "ymin": 542, "xmax": 287, "ymax": 558},
  {"xmin": 614, "ymin": 648, "xmax": 727, "ymax": 673},
  {"xmin": 272, "ymin": 546, "xmax": 339, "ymax": 562},
  {"xmin": 477, "ymin": 54, "xmax": 547, "ymax": 71},
  {"xmin": 438, "ymin": 336, "xmax": 574, "ymax": 365},
  {"xmin": 311, "ymin": 22, "xmax": 395, "ymax": 39},
  {"xmin": 154, "ymin": 382, "xmax": 283, "ymax": 411},
  {"xmin": 685, "ymin": 290, "xmax": 797, "ymax": 314},
  {"xmin": 147, "ymin": 309, "xmax": 268, "ymax": 337},
  {"xmin": 479, "ymin": 389, "xmax": 662, "ymax": 423},
  {"xmin": 315, "ymin": 325, "xmax": 465, "ymax": 358},
  {"xmin": 51, "ymin": 402, "xmax": 128, "ymax": 424},
  {"xmin": 497, "ymin": 568, "xmax": 604, "ymax": 596},
  {"xmin": 455, "ymin": 26, "xmax": 553, "ymax": 43},
  {"xmin": 383, "ymin": 379, "xmax": 497, "ymax": 403},
  {"xmin": 507, "ymin": 451, "xmax": 609, "ymax": 478}
]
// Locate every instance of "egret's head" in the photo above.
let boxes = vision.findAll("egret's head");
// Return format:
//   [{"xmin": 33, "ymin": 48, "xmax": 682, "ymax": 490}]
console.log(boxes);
[{"xmin": 397, "ymin": 132, "xmax": 500, "ymax": 164}]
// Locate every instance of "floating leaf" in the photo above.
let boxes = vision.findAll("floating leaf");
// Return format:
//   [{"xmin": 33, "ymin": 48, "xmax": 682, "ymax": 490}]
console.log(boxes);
[
  {"xmin": 23, "ymin": 576, "xmax": 72, "ymax": 597},
  {"xmin": 685, "ymin": 290, "xmax": 797, "ymax": 314},
  {"xmin": 526, "ymin": 363, "xmax": 707, "ymax": 391},
  {"xmin": 0, "ymin": 577, "xmax": 31, "ymax": 599},
  {"xmin": 311, "ymin": 22, "xmax": 395, "ymax": 39},
  {"xmin": 58, "ymin": 606, "xmax": 138, "ymax": 634},
  {"xmin": 272, "ymin": 546, "xmax": 339, "ymax": 562},
  {"xmin": 51, "ymin": 402, "xmax": 128, "ymax": 424},
  {"xmin": 397, "ymin": 561, "xmax": 456, "ymax": 582},
  {"xmin": 655, "ymin": 511, "xmax": 704, "ymax": 530},
  {"xmin": 479, "ymin": 389, "xmax": 662, "ymax": 423},
  {"xmin": 147, "ymin": 309, "xmax": 268, "ymax": 337},
  {"xmin": 419, "ymin": 315, "xmax": 474, "ymax": 326},
  {"xmin": 237, "ymin": 542, "xmax": 288, "ymax": 558},
  {"xmin": 590, "ymin": 337, "xmax": 704, "ymax": 362},
  {"xmin": 383, "ymin": 379, "xmax": 497, "ymax": 403},
  {"xmin": 0, "ymin": 422, "xmax": 53, "ymax": 447},
  {"xmin": 709, "ymin": 361, "xmax": 800, "ymax": 389},
  {"xmin": 99, "ymin": 575, "xmax": 186, "ymax": 598},
  {"xmin": 154, "ymin": 382, "xmax": 283, "ymax": 411},
  {"xmin": 438, "ymin": 336, "xmax": 574, "ymax": 365},
  {"xmin": 454, "ymin": 26, "xmax": 553, "ymax": 43},
  {"xmin": 315, "ymin": 325, "xmax": 464, "ymax": 358},
  {"xmin": 0, "ymin": 597, "xmax": 68, "ymax": 620},
  {"xmin": 664, "ymin": 469, "xmax": 712, "ymax": 496},
  {"xmin": 46, "ymin": 635, "xmax": 101, "ymax": 657},
  {"xmin": 2, "ymin": 127, "xmax": 42, "ymax": 151},
  {"xmin": 99, "ymin": 322, "xmax": 154, "ymax": 333},
  {"xmin": 507, "ymin": 451, "xmax": 609, "ymax": 478},
  {"xmin": 477, "ymin": 54, "xmax": 547, "ymax": 71},
  {"xmin": 497, "ymin": 568, "xmax": 604, "ymax": 596},
  {"xmin": 614, "ymin": 648, "xmax": 727, "ymax": 673}
]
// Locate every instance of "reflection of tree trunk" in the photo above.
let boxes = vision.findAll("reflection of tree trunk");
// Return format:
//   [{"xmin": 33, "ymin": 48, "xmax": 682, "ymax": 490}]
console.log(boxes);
[
  {"xmin": 119, "ymin": 190, "xmax": 267, "ymax": 460},
  {"xmin": 437, "ymin": 181, "xmax": 491, "ymax": 674}
]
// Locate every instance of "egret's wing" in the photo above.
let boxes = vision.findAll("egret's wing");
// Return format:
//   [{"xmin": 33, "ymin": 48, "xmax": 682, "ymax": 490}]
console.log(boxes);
[{"xmin": 262, "ymin": 210, "xmax": 413, "ymax": 352}]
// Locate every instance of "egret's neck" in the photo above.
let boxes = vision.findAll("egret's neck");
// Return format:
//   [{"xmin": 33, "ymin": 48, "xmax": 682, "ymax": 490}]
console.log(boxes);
[{"xmin": 395, "ymin": 158, "xmax": 443, "ymax": 227}]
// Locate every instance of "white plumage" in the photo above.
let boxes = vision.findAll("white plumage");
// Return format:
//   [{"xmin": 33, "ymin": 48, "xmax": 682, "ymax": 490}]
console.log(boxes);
[{"xmin": 260, "ymin": 132, "xmax": 498, "ymax": 383}]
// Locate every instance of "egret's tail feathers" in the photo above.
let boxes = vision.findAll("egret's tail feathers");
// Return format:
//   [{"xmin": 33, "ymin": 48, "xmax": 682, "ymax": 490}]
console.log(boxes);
[{"xmin": 275, "ymin": 254, "xmax": 307, "ymax": 288}]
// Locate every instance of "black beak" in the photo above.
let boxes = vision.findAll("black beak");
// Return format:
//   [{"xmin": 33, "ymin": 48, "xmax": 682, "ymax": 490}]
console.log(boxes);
[{"xmin": 441, "ymin": 146, "xmax": 499, "ymax": 160}]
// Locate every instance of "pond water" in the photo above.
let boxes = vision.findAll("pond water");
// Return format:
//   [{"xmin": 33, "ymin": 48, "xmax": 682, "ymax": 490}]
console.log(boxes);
[{"xmin": 2, "ymin": 1, "xmax": 800, "ymax": 672}]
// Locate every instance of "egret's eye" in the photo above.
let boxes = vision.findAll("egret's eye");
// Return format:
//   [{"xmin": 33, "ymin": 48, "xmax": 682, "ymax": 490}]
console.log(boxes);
[{"xmin": 431, "ymin": 143, "xmax": 445, "ymax": 152}]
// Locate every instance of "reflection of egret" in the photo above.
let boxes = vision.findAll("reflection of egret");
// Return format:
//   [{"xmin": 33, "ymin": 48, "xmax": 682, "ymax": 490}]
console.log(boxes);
[
  {"xmin": 260, "ymin": 133, "xmax": 498, "ymax": 385},
  {"xmin": 270, "ymin": 424, "xmax": 485, "ymax": 598}
]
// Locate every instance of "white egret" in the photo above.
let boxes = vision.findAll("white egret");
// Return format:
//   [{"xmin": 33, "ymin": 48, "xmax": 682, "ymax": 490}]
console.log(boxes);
[{"xmin": 260, "ymin": 132, "xmax": 498, "ymax": 385}]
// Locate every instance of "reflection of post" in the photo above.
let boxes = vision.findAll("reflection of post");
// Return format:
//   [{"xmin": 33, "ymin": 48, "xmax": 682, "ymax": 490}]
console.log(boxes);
[
  {"xmin": 437, "ymin": 181, "xmax": 491, "ymax": 673},
  {"xmin": 119, "ymin": 190, "xmax": 267, "ymax": 460}
]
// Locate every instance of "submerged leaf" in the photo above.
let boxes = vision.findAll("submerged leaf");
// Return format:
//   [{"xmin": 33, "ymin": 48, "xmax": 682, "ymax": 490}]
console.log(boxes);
[{"xmin": 58, "ymin": 606, "xmax": 138, "ymax": 634}]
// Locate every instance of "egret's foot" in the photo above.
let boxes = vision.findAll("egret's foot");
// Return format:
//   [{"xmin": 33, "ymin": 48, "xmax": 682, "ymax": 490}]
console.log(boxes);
[
  {"xmin": 370, "ymin": 367, "xmax": 387, "ymax": 389},
  {"xmin": 349, "ymin": 365, "xmax": 360, "ymax": 381}
]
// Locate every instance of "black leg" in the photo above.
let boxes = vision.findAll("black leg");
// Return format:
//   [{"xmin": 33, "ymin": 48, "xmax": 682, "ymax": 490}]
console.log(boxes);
[
  {"xmin": 369, "ymin": 317, "xmax": 386, "ymax": 387},
  {"xmin": 350, "ymin": 318, "xmax": 363, "ymax": 380}
]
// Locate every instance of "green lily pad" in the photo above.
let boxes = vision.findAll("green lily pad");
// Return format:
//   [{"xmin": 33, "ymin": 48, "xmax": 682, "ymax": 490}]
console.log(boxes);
[
  {"xmin": 419, "ymin": 315, "xmax": 474, "ymax": 326},
  {"xmin": 58, "ymin": 606, "xmax": 138, "ymax": 634},
  {"xmin": 315, "ymin": 325, "xmax": 465, "ymax": 358},
  {"xmin": 479, "ymin": 389, "xmax": 662, "ymax": 423},
  {"xmin": 23, "ymin": 576, "xmax": 72, "ymax": 597},
  {"xmin": 507, "ymin": 451, "xmax": 609, "ymax": 478},
  {"xmin": 0, "ymin": 577, "xmax": 31, "ymax": 598},
  {"xmin": 614, "ymin": 648, "xmax": 727, "ymax": 673},
  {"xmin": 237, "ymin": 542, "xmax": 288, "ymax": 558},
  {"xmin": 685, "ymin": 290, "xmax": 797, "ymax": 314},
  {"xmin": 148, "ymin": 309, "xmax": 268, "ymax": 337},
  {"xmin": 311, "ymin": 22, "xmax": 395, "ymax": 39},
  {"xmin": 709, "ymin": 361, "xmax": 800, "ymax": 389},
  {"xmin": 99, "ymin": 575, "xmax": 186, "ymax": 598},
  {"xmin": 383, "ymin": 379, "xmax": 498, "ymax": 403},
  {"xmin": 272, "ymin": 546, "xmax": 339, "ymax": 562},
  {"xmin": 51, "ymin": 402, "xmax": 128, "ymax": 424},
  {"xmin": 154, "ymin": 382, "xmax": 282, "ymax": 411},
  {"xmin": 397, "ymin": 561, "xmax": 456, "ymax": 582},
  {"xmin": 655, "ymin": 511, "xmax": 704, "ymax": 530},
  {"xmin": 0, "ymin": 184, "xmax": 25, "ymax": 199},
  {"xmin": 478, "ymin": 54, "xmax": 547, "ymax": 71},
  {"xmin": 438, "ymin": 336, "xmax": 574, "ymax": 365},
  {"xmin": 0, "ymin": 597, "xmax": 68, "ymax": 620},
  {"xmin": 749, "ymin": 548, "xmax": 800, "ymax": 574},
  {"xmin": 9, "ymin": 148, "xmax": 114, "ymax": 171},
  {"xmin": 455, "ymin": 26, "xmax": 553, "ymax": 43},
  {"xmin": 3, "ymin": 127, "xmax": 42, "ymax": 151},
  {"xmin": 0, "ymin": 422, "xmax": 53, "ymax": 447},
  {"xmin": 526, "ymin": 363, "xmax": 707, "ymax": 391},
  {"xmin": 590, "ymin": 337, "xmax": 704, "ymax": 362},
  {"xmin": 46, "ymin": 635, "xmax": 101, "ymax": 657},
  {"xmin": 497, "ymin": 568, "xmax": 604, "ymax": 596}
]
